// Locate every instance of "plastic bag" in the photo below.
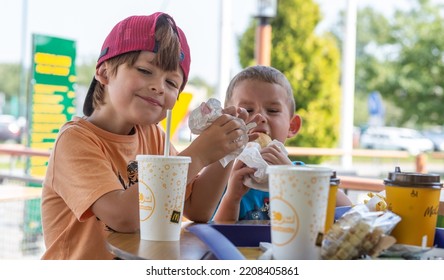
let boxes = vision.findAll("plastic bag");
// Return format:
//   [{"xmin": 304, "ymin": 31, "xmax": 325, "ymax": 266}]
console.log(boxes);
[{"xmin": 321, "ymin": 204, "xmax": 401, "ymax": 259}]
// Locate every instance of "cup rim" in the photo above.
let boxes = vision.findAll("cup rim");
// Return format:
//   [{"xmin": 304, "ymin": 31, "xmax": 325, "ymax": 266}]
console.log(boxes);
[
  {"xmin": 136, "ymin": 155, "xmax": 192, "ymax": 163},
  {"xmin": 266, "ymin": 165, "xmax": 332, "ymax": 174}
]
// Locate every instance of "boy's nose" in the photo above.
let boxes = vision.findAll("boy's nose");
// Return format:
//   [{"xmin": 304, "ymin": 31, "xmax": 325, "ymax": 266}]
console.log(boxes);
[
  {"xmin": 150, "ymin": 82, "xmax": 165, "ymax": 94},
  {"xmin": 253, "ymin": 113, "xmax": 266, "ymax": 123}
]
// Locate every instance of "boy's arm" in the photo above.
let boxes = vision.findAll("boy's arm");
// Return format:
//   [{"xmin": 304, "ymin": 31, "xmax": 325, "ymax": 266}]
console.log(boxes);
[
  {"xmin": 183, "ymin": 161, "xmax": 232, "ymax": 222},
  {"xmin": 336, "ymin": 189, "xmax": 353, "ymax": 206},
  {"xmin": 213, "ymin": 160, "xmax": 255, "ymax": 222},
  {"xmin": 91, "ymin": 186, "xmax": 140, "ymax": 232},
  {"xmin": 179, "ymin": 107, "xmax": 256, "ymax": 222},
  {"xmin": 212, "ymin": 192, "xmax": 241, "ymax": 222},
  {"xmin": 178, "ymin": 114, "xmax": 248, "ymax": 222}
]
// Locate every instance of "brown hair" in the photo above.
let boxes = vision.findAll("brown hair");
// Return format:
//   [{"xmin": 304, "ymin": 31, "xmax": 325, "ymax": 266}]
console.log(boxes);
[{"xmin": 225, "ymin": 65, "xmax": 295, "ymax": 116}]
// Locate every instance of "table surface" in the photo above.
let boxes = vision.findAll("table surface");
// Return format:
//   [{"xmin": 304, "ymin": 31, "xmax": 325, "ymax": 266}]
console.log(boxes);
[
  {"xmin": 105, "ymin": 221, "xmax": 268, "ymax": 260},
  {"xmin": 105, "ymin": 223, "xmax": 213, "ymax": 260},
  {"xmin": 105, "ymin": 221, "xmax": 444, "ymax": 260}
]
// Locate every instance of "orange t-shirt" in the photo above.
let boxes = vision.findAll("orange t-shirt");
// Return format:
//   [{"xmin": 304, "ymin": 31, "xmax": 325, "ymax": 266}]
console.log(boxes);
[{"xmin": 41, "ymin": 117, "xmax": 193, "ymax": 259}]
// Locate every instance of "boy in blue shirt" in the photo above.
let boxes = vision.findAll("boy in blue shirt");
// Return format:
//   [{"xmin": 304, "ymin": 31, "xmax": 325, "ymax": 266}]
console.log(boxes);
[{"xmin": 213, "ymin": 65, "xmax": 351, "ymax": 221}]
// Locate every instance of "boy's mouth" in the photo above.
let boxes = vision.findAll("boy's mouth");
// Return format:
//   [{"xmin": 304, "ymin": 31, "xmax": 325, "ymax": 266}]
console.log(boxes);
[
  {"xmin": 139, "ymin": 95, "xmax": 163, "ymax": 107},
  {"xmin": 250, "ymin": 129, "xmax": 269, "ymax": 135}
]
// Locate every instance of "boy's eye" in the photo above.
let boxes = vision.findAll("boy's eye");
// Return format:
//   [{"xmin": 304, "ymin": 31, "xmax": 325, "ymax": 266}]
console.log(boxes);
[
  {"xmin": 166, "ymin": 79, "xmax": 179, "ymax": 89},
  {"xmin": 138, "ymin": 68, "xmax": 152, "ymax": 75}
]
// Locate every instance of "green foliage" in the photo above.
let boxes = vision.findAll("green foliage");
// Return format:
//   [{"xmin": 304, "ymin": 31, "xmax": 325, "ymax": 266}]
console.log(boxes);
[
  {"xmin": 238, "ymin": 20, "xmax": 257, "ymax": 68},
  {"xmin": 337, "ymin": 0, "xmax": 444, "ymax": 128},
  {"xmin": 76, "ymin": 59, "xmax": 96, "ymax": 87},
  {"xmin": 188, "ymin": 76, "xmax": 215, "ymax": 97},
  {"xmin": 0, "ymin": 64, "xmax": 21, "ymax": 98},
  {"xmin": 238, "ymin": 0, "xmax": 342, "ymax": 163}
]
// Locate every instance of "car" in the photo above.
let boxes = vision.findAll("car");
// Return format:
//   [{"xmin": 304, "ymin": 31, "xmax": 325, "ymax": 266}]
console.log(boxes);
[
  {"xmin": 360, "ymin": 126, "xmax": 434, "ymax": 155},
  {"xmin": 422, "ymin": 129, "xmax": 444, "ymax": 151},
  {"xmin": 0, "ymin": 114, "xmax": 22, "ymax": 143}
]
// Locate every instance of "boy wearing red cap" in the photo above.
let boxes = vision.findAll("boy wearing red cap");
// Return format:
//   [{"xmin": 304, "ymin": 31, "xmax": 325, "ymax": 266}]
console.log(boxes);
[{"xmin": 41, "ymin": 12, "xmax": 251, "ymax": 259}]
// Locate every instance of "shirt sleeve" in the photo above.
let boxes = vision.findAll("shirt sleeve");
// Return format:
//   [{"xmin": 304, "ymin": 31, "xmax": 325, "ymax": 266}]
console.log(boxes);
[{"xmin": 50, "ymin": 126, "xmax": 123, "ymax": 221}]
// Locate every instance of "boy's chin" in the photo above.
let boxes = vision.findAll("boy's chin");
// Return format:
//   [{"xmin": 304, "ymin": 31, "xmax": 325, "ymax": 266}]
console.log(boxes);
[{"xmin": 133, "ymin": 115, "xmax": 162, "ymax": 127}]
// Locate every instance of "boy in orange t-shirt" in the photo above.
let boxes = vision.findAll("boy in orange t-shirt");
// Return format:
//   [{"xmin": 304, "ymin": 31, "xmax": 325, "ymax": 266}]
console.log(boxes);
[{"xmin": 41, "ymin": 12, "xmax": 251, "ymax": 259}]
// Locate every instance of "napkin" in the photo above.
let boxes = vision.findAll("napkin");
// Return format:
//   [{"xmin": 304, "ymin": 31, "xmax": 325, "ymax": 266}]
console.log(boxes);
[
  {"xmin": 188, "ymin": 98, "xmax": 256, "ymax": 167},
  {"xmin": 238, "ymin": 139, "xmax": 288, "ymax": 191}
]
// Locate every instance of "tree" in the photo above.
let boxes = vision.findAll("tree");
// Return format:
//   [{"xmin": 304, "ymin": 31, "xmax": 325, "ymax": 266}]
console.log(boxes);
[
  {"xmin": 76, "ymin": 59, "xmax": 96, "ymax": 87},
  {"xmin": 386, "ymin": 0, "xmax": 444, "ymax": 126},
  {"xmin": 238, "ymin": 0, "xmax": 342, "ymax": 163},
  {"xmin": 188, "ymin": 76, "xmax": 215, "ymax": 97},
  {"xmin": 0, "ymin": 64, "xmax": 24, "ymax": 114},
  {"xmin": 0, "ymin": 64, "xmax": 21, "ymax": 98},
  {"xmin": 335, "ymin": 0, "xmax": 444, "ymax": 128}
]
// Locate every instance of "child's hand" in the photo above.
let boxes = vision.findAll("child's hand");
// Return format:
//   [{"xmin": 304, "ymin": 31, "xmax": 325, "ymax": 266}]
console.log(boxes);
[
  {"xmin": 225, "ymin": 159, "xmax": 255, "ymax": 202},
  {"xmin": 260, "ymin": 144, "xmax": 292, "ymax": 165},
  {"xmin": 223, "ymin": 106, "xmax": 259, "ymax": 143},
  {"xmin": 189, "ymin": 113, "xmax": 249, "ymax": 165}
]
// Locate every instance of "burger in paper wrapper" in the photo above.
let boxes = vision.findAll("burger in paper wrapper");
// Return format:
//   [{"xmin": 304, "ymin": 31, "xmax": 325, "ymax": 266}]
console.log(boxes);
[
  {"xmin": 238, "ymin": 133, "xmax": 288, "ymax": 191},
  {"xmin": 254, "ymin": 133, "xmax": 272, "ymax": 148},
  {"xmin": 188, "ymin": 98, "xmax": 256, "ymax": 167}
]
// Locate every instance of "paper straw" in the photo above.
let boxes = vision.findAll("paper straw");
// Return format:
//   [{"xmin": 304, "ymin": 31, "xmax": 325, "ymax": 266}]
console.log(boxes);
[
  {"xmin": 421, "ymin": 235, "xmax": 427, "ymax": 249},
  {"xmin": 164, "ymin": 109, "xmax": 172, "ymax": 157}
]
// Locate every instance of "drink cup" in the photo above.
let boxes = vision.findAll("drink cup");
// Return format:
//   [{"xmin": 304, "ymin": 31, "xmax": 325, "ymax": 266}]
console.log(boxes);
[
  {"xmin": 136, "ymin": 155, "xmax": 191, "ymax": 241},
  {"xmin": 267, "ymin": 165, "xmax": 331, "ymax": 260},
  {"xmin": 384, "ymin": 167, "xmax": 442, "ymax": 247},
  {"xmin": 324, "ymin": 171, "xmax": 339, "ymax": 233}
]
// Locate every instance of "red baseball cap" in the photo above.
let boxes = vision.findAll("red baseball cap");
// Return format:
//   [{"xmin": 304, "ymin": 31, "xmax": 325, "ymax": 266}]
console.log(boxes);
[{"xmin": 83, "ymin": 12, "xmax": 191, "ymax": 116}]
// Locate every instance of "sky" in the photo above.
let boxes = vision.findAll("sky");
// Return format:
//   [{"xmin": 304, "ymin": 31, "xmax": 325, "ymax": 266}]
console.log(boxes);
[{"xmin": 0, "ymin": 0, "xmax": 425, "ymax": 87}]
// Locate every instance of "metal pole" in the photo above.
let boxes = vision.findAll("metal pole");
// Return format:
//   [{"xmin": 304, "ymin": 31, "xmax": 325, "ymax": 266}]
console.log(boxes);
[
  {"xmin": 216, "ymin": 0, "xmax": 232, "ymax": 105},
  {"xmin": 19, "ymin": 0, "xmax": 28, "ymax": 119},
  {"xmin": 340, "ymin": 0, "xmax": 357, "ymax": 170}
]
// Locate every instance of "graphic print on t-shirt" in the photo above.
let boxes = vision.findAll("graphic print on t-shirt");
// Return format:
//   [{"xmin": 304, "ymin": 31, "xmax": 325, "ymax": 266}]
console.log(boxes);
[
  {"xmin": 127, "ymin": 160, "xmax": 138, "ymax": 186},
  {"xmin": 118, "ymin": 160, "xmax": 139, "ymax": 190},
  {"xmin": 244, "ymin": 197, "xmax": 270, "ymax": 220}
]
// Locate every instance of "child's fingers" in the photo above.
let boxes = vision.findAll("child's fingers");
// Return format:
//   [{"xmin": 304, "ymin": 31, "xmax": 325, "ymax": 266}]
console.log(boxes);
[
  {"xmin": 261, "ymin": 150, "xmax": 292, "ymax": 165},
  {"xmin": 233, "ymin": 166, "xmax": 257, "ymax": 178},
  {"xmin": 248, "ymin": 133, "xmax": 259, "ymax": 142},
  {"xmin": 236, "ymin": 107, "xmax": 248, "ymax": 121},
  {"xmin": 211, "ymin": 114, "xmax": 236, "ymax": 127},
  {"xmin": 221, "ymin": 106, "xmax": 237, "ymax": 116},
  {"xmin": 232, "ymin": 159, "xmax": 247, "ymax": 170},
  {"xmin": 248, "ymin": 114, "xmax": 262, "ymax": 128}
]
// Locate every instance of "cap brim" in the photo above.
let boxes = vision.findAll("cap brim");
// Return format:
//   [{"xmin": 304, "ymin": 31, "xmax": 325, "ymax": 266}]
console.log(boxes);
[{"xmin": 83, "ymin": 77, "xmax": 97, "ymax": 116}]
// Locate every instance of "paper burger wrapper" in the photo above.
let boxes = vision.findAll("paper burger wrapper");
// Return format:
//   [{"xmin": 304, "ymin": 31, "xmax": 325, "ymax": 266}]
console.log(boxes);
[
  {"xmin": 238, "ymin": 139, "xmax": 288, "ymax": 191},
  {"xmin": 188, "ymin": 98, "xmax": 256, "ymax": 167}
]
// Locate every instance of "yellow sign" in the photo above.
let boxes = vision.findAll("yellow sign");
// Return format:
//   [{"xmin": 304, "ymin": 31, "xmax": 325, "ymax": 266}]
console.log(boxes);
[{"xmin": 160, "ymin": 92, "xmax": 193, "ymax": 136}]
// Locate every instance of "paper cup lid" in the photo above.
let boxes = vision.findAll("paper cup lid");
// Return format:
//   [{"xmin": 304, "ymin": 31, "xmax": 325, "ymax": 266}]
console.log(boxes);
[{"xmin": 384, "ymin": 166, "xmax": 443, "ymax": 189}]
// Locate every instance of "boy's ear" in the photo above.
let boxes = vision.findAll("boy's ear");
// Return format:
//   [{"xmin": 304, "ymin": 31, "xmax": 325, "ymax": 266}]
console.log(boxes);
[
  {"xmin": 287, "ymin": 114, "xmax": 302, "ymax": 138},
  {"xmin": 95, "ymin": 63, "xmax": 109, "ymax": 85}
]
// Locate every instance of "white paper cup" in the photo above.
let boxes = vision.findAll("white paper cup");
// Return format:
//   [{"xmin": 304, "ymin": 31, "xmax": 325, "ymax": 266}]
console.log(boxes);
[
  {"xmin": 267, "ymin": 165, "xmax": 331, "ymax": 259},
  {"xmin": 136, "ymin": 155, "xmax": 191, "ymax": 241}
]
